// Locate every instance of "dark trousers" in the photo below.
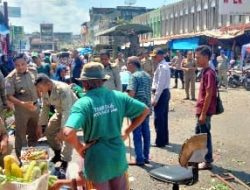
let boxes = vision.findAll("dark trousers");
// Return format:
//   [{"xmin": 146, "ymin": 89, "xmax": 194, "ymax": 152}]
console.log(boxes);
[
  {"xmin": 154, "ymin": 89, "xmax": 170, "ymax": 146},
  {"xmin": 133, "ymin": 116, "xmax": 150, "ymax": 164},
  {"xmin": 195, "ymin": 116, "xmax": 213, "ymax": 163},
  {"xmin": 174, "ymin": 70, "xmax": 184, "ymax": 87}
]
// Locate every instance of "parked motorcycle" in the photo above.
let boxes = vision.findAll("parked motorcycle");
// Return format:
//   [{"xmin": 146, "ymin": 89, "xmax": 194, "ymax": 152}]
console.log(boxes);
[
  {"xmin": 228, "ymin": 68, "xmax": 250, "ymax": 90},
  {"xmin": 242, "ymin": 69, "xmax": 250, "ymax": 91}
]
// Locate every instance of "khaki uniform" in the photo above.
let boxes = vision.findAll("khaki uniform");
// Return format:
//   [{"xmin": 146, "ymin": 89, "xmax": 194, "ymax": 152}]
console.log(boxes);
[
  {"xmin": 217, "ymin": 55, "xmax": 228, "ymax": 88},
  {"xmin": 103, "ymin": 64, "xmax": 122, "ymax": 91},
  {"xmin": 141, "ymin": 57, "xmax": 154, "ymax": 77},
  {"xmin": 39, "ymin": 80, "xmax": 77, "ymax": 162},
  {"xmin": 5, "ymin": 68, "xmax": 39, "ymax": 157},
  {"xmin": 182, "ymin": 58, "xmax": 196, "ymax": 99}
]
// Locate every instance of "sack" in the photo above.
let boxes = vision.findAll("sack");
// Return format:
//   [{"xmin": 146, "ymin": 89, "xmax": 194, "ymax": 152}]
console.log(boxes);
[{"xmin": 215, "ymin": 91, "xmax": 224, "ymax": 115}]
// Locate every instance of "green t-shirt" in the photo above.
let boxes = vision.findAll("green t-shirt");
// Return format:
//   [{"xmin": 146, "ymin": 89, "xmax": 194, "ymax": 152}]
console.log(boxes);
[
  {"xmin": 65, "ymin": 87, "xmax": 146, "ymax": 183},
  {"xmin": 37, "ymin": 63, "xmax": 51, "ymax": 76}
]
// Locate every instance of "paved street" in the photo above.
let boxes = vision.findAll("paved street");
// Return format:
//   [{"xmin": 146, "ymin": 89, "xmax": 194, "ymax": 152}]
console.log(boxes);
[{"xmin": 125, "ymin": 80, "xmax": 250, "ymax": 190}]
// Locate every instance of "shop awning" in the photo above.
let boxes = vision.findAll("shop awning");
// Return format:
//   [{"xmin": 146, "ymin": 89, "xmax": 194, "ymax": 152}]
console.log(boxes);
[
  {"xmin": 0, "ymin": 23, "xmax": 9, "ymax": 35},
  {"xmin": 169, "ymin": 37, "xmax": 199, "ymax": 50},
  {"xmin": 96, "ymin": 24, "xmax": 152, "ymax": 37}
]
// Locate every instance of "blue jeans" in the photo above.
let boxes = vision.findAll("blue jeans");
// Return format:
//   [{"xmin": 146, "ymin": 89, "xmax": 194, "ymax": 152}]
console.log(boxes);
[
  {"xmin": 133, "ymin": 116, "xmax": 150, "ymax": 164},
  {"xmin": 154, "ymin": 89, "xmax": 170, "ymax": 147},
  {"xmin": 195, "ymin": 116, "xmax": 213, "ymax": 163}
]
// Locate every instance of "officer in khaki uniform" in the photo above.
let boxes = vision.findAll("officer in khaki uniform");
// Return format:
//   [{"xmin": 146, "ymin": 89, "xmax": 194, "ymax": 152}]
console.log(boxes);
[
  {"xmin": 35, "ymin": 74, "xmax": 77, "ymax": 170},
  {"xmin": 100, "ymin": 49, "xmax": 122, "ymax": 91},
  {"xmin": 5, "ymin": 54, "xmax": 39, "ymax": 158},
  {"xmin": 181, "ymin": 51, "xmax": 197, "ymax": 100}
]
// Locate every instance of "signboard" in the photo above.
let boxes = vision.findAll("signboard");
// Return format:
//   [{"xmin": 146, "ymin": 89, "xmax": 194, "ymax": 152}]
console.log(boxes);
[
  {"xmin": 40, "ymin": 24, "xmax": 53, "ymax": 42},
  {"xmin": 0, "ymin": 6, "xmax": 21, "ymax": 17},
  {"xmin": 219, "ymin": 0, "xmax": 250, "ymax": 15}
]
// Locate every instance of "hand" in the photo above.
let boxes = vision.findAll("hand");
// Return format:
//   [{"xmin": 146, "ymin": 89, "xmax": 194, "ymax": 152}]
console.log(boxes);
[
  {"xmin": 77, "ymin": 141, "xmax": 96, "ymax": 158},
  {"xmin": 151, "ymin": 99, "xmax": 157, "ymax": 107},
  {"xmin": 0, "ymin": 140, "xmax": 8, "ymax": 154},
  {"xmin": 198, "ymin": 113, "xmax": 206, "ymax": 125},
  {"xmin": 22, "ymin": 101, "xmax": 37, "ymax": 112},
  {"xmin": 122, "ymin": 132, "xmax": 129, "ymax": 141}
]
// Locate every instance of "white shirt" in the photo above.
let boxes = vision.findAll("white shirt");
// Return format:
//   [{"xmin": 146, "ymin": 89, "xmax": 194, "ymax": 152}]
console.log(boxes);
[{"xmin": 152, "ymin": 59, "xmax": 171, "ymax": 103}]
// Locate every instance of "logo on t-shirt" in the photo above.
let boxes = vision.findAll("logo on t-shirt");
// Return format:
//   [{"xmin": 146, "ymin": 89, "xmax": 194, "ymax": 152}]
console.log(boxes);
[{"xmin": 93, "ymin": 103, "xmax": 118, "ymax": 117}]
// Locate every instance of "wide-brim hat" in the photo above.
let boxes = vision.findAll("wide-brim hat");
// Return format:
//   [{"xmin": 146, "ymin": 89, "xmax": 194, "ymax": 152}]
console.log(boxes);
[{"xmin": 77, "ymin": 62, "xmax": 110, "ymax": 81}]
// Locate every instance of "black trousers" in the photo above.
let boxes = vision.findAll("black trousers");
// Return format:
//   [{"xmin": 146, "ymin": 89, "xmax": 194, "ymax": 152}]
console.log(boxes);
[
  {"xmin": 154, "ymin": 89, "xmax": 170, "ymax": 146},
  {"xmin": 174, "ymin": 70, "xmax": 184, "ymax": 86}
]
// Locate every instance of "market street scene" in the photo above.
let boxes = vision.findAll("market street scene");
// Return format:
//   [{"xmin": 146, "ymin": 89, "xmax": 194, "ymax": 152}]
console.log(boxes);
[{"xmin": 0, "ymin": 0, "xmax": 249, "ymax": 190}]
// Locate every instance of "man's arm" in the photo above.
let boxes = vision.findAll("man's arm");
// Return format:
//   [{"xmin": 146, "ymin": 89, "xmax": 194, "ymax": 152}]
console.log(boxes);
[
  {"xmin": 114, "ymin": 67, "xmax": 122, "ymax": 91},
  {"xmin": 7, "ymin": 95, "xmax": 37, "ymax": 111},
  {"xmin": 123, "ymin": 107, "xmax": 150, "ymax": 140},
  {"xmin": 199, "ymin": 87, "xmax": 213, "ymax": 124},
  {"xmin": 62, "ymin": 127, "xmax": 94, "ymax": 157}
]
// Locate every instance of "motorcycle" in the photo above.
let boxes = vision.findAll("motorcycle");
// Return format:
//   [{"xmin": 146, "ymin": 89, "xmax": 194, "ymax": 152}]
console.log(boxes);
[
  {"xmin": 228, "ymin": 67, "xmax": 250, "ymax": 90},
  {"xmin": 242, "ymin": 69, "xmax": 250, "ymax": 91}
]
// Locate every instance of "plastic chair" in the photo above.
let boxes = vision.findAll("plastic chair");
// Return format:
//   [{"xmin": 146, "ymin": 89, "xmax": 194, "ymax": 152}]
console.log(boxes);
[{"xmin": 149, "ymin": 134, "xmax": 208, "ymax": 190}]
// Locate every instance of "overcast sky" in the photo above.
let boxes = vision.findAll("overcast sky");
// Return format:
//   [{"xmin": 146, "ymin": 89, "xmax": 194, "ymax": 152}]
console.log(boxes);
[{"xmin": 6, "ymin": 0, "xmax": 180, "ymax": 34}]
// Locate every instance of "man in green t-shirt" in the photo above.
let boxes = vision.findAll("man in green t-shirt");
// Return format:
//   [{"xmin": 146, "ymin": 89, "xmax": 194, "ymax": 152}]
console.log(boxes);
[
  {"xmin": 61, "ymin": 62, "xmax": 149, "ymax": 190},
  {"xmin": 32, "ymin": 55, "xmax": 52, "ymax": 77}
]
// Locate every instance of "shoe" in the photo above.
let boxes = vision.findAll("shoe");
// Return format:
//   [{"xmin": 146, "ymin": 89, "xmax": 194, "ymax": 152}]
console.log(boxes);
[
  {"xmin": 128, "ymin": 161, "xmax": 145, "ymax": 166},
  {"xmin": 191, "ymin": 98, "xmax": 197, "ymax": 101},
  {"xmin": 183, "ymin": 97, "xmax": 189, "ymax": 100},
  {"xmin": 198, "ymin": 162, "xmax": 212, "ymax": 170},
  {"xmin": 144, "ymin": 159, "xmax": 150, "ymax": 164},
  {"xmin": 173, "ymin": 85, "xmax": 177, "ymax": 88},
  {"xmin": 50, "ymin": 150, "xmax": 62, "ymax": 163}
]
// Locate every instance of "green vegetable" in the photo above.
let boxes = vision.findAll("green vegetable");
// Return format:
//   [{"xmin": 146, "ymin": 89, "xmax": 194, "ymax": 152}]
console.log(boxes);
[
  {"xmin": 23, "ymin": 160, "xmax": 36, "ymax": 182},
  {"xmin": 30, "ymin": 166, "xmax": 41, "ymax": 181}
]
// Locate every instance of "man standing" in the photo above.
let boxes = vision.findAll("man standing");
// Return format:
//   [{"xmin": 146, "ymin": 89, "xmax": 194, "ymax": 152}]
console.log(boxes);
[
  {"xmin": 61, "ymin": 62, "xmax": 149, "ymax": 189},
  {"xmin": 181, "ymin": 51, "xmax": 197, "ymax": 100},
  {"xmin": 217, "ymin": 49, "xmax": 229, "ymax": 89},
  {"xmin": 5, "ymin": 54, "xmax": 39, "ymax": 158},
  {"xmin": 32, "ymin": 55, "xmax": 52, "ymax": 77},
  {"xmin": 127, "ymin": 56, "xmax": 152, "ymax": 165},
  {"xmin": 171, "ymin": 51, "xmax": 184, "ymax": 89},
  {"xmin": 195, "ymin": 45, "xmax": 217, "ymax": 170},
  {"xmin": 71, "ymin": 50, "xmax": 83, "ymax": 87},
  {"xmin": 114, "ymin": 52, "xmax": 126, "ymax": 70},
  {"xmin": 150, "ymin": 48, "xmax": 171, "ymax": 147},
  {"xmin": 100, "ymin": 49, "xmax": 122, "ymax": 91},
  {"xmin": 141, "ymin": 50, "xmax": 154, "ymax": 77},
  {"xmin": 35, "ymin": 74, "xmax": 77, "ymax": 170}
]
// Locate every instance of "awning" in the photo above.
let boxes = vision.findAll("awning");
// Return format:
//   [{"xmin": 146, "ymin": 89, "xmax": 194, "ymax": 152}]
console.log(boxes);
[
  {"xmin": 202, "ymin": 30, "xmax": 244, "ymax": 39},
  {"xmin": 169, "ymin": 37, "xmax": 199, "ymax": 50},
  {"xmin": 96, "ymin": 24, "xmax": 152, "ymax": 37},
  {"xmin": 0, "ymin": 23, "xmax": 9, "ymax": 35}
]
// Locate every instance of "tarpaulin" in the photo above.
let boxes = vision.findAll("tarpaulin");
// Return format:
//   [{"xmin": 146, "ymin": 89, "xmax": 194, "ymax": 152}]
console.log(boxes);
[
  {"xmin": 0, "ymin": 23, "xmax": 9, "ymax": 35},
  {"xmin": 169, "ymin": 37, "xmax": 199, "ymax": 50}
]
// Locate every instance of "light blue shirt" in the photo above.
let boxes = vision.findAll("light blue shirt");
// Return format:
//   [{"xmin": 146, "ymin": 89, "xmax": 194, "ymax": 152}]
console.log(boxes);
[
  {"xmin": 120, "ymin": 70, "xmax": 131, "ymax": 85},
  {"xmin": 152, "ymin": 59, "xmax": 171, "ymax": 103}
]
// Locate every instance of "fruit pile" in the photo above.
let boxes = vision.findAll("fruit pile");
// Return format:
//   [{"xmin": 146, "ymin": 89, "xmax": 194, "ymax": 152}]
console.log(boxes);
[
  {"xmin": 0, "ymin": 155, "xmax": 48, "ymax": 184},
  {"xmin": 20, "ymin": 147, "xmax": 49, "ymax": 161}
]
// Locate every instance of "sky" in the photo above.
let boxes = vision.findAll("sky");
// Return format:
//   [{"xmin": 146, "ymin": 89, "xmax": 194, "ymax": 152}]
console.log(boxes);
[{"xmin": 6, "ymin": 0, "xmax": 179, "ymax": 34}]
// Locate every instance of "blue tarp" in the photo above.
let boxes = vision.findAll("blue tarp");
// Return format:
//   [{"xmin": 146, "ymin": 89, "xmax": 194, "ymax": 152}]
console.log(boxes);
[
  {"xmin": 0, "ymin": 23, "xmax": 9, "ymax": 35},
  {"xmin": 169, "ymin": 37, "xmax": 200, "ymax": 50}
]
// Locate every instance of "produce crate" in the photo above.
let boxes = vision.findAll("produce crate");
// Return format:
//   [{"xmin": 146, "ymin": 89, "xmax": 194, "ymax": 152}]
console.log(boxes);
[
  {"xmin": 0, "ymin": 174, "xmax": 49, "ymax": 190},
  {"xmin": 20, "ymin": 146, "xmax": 49, "ymax": 163}
]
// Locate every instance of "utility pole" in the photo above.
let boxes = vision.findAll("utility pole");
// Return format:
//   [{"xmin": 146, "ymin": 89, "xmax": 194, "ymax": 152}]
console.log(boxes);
[{"xmin": 3, "ymin": 1, "xmax": 10, "ymax": 55}]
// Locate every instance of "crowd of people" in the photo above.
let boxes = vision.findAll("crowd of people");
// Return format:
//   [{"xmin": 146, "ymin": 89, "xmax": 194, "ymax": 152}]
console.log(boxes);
[{"xmin": 0, "ymin": 45, "xmax": 220, "ymax": 189}]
